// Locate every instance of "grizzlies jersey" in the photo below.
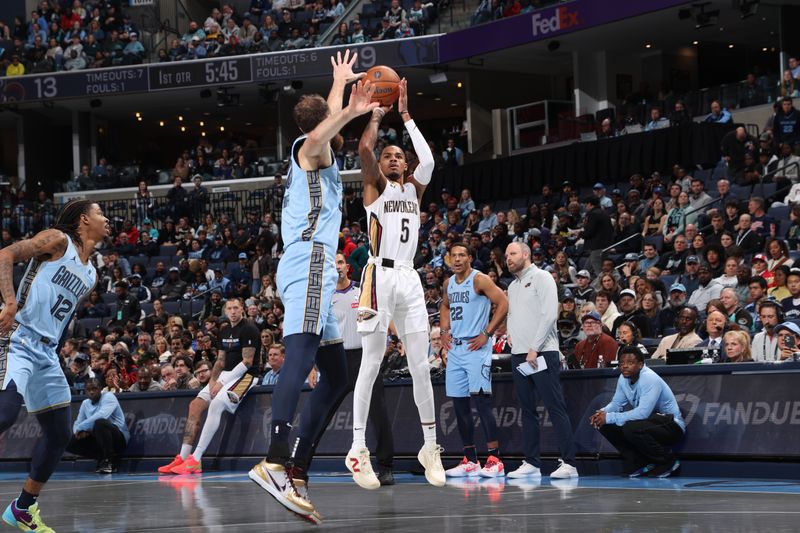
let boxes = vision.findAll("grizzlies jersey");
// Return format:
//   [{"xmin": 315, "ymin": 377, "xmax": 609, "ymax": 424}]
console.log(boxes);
[
  {"xmin": 281, "ymin": 135, "xmax": 342, "ymax": 252},
  {"xmin": 447, "ymin": 270, "xmax": 490, "ymax": 339},
  {"xmin": 16, "ymin": 236, "xmax": 96, "ymax": 342},
  {"xmin": 365, "ymin": 181, "xmax": 419, "ymax": 262}
]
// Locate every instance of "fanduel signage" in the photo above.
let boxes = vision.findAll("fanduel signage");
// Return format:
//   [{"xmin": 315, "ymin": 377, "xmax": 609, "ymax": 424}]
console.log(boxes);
[{"xmin": 531, "ymin": 5, "xmax": 580, "ymax": 37}]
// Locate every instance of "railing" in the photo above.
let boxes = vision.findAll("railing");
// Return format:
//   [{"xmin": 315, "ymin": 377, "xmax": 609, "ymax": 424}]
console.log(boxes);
[
  {"xmin": 601, "ymin": 161, "xmax": 800, "ymax": 254},
  {"xmin": 91, "ymin": 180, "xmax": 366, "ymax": 231}
]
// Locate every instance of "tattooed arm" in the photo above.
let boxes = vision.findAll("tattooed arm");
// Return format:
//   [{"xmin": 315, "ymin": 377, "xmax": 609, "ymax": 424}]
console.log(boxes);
[{"xmin": 0, "ymin": 229, "xmax": 68, "ymax": 334}]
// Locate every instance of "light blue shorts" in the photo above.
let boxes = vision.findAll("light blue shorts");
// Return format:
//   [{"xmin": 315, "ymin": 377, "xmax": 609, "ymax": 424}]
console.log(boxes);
[
  {"xmin": 277, "ymin": 241, "xmax": 341, "ymax": 344},
  {"xmin": 445, "ymin": 342, "xmax": 493, "ymax": 397},
  {"xmin": 0, "ymin": 323, "xmax": 71, "ymax": 413}
]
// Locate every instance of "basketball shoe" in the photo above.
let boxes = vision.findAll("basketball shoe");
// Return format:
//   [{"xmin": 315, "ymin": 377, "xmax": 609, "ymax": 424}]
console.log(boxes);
[
  {"xmin": 171, "ymin": 455, "xmax": 202, "ymax": 475},
  {"xmin": 478, "ymin": 455, "xmax": 505, "ymax": 478},
  {"xmin": 507, "ymin": 460, "xmax": 541, "ymax": 478},
  {"xmin": 445, "ymin": 457, "xmax": 481, "ymax": 478},
  {"xmin": 417, "ymin": 443, "xmax": 446, "ymax": 487},
  {"xmin": 2, "ymin": 500, "xmax": 55, "ymax": 532},
  {"xmin": 288, "ymin": 467, "xmax": 322, "ymax": 525},
  {"xmin": 249, "ymin": 460, "xmax": 318, "ymax": 520},
  {"xmin": 345, "ymin": 447, "xmax": 380, "ymax": 490},
  {"xmin": 158, "ymin": 455, "xmax": 184, "ymax": 474},
  {"xmin": 549, "ymin": 459, "xmax": 579, "ymax": 479}
]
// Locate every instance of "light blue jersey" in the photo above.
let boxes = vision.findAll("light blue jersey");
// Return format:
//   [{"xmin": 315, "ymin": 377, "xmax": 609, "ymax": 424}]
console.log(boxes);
[
  {"xmin": 446, "ymin": 270, "xmax": 493, "ymax": 397},
  {"xmin": 1, "ymin": 235, "xmax": 96, "ymax": 412},
  {"xmin": 447, "ymin": 270, "xmax": 490, "ymax": 340},
  {"xmin": 16, "ymin": 236, "xmax": 96, "ymax": 343},
  {"xmin": 281, "ymin": 135, "xmax": 342, "ymax": 253},
  {"xmin": 277, "ymin": 135, "xmax": 342, "ymax": 341}
]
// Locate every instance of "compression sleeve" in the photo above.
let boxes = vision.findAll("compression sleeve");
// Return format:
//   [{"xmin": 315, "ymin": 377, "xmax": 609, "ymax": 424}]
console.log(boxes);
[{"xmin": 405, "ymin": 119, "xmax": 434, "ymax": 185}]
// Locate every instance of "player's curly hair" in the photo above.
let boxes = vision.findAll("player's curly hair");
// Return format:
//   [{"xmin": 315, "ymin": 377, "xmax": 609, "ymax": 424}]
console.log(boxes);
[
  {"xmin": 294, "ymin": 94, "xmax": 329, "ymax": 134},
  {"xmin": 51, "ymin": 199, "xmax": 95, "ymax": 249}
]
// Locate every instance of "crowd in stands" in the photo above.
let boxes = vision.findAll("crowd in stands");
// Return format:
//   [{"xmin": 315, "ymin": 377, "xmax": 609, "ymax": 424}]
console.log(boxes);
[
  {"xmin": 0, "ymin": 0, "xmax": 144, "ymax": 76},
  {"xmin": 0, "ymin": 105, "xmax": 795, "ymax": 401},
  {"xmin": 0, "ymin": 0, "xmax": 441, "ymax": 77},
  {"xmin": 470, "ymin": 0, "xmax": 561, "ymax": 26},
  {"xmin": 159, "ymin": 0, "xmax": 439, "ymax": 61}
]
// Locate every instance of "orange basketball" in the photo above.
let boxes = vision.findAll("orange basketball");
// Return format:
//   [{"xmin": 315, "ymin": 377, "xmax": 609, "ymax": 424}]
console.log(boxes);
[{"xmin": 365, "ymin": 65, "xmax": 401, "ymax": 106}]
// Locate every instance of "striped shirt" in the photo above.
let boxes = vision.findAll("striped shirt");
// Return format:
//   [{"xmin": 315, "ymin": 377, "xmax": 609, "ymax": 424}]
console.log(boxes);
[{"xmin": 332, "ymin": 280, "xmax": 361, "ymax": 350}]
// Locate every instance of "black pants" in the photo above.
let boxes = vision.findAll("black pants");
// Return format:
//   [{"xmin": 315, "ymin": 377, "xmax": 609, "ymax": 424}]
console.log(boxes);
[
  {"xmin": 599, "ymin": 414, "xmax": 684, "ymax": 472},
  {"xmin": 308, "ymin": 348, "xmax": 395, "ymax": 468},
  {"xmin": 66, "ymin": 419, "xmax": 127, "ymax": 463},
  {"xmin": 511, "ymin": 352, "xmax": 576, "ymax": 467}
]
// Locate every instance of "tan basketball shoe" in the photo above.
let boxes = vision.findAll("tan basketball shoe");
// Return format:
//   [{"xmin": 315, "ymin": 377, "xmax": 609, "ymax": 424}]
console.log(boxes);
[{"xmin": 346, "ymin": 447, "xmax": 381, "ymax": 490}]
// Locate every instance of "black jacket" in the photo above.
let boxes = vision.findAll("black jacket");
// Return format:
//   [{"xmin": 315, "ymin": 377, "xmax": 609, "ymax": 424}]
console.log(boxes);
[
  {"xmin": 583, "ymin": 207, "xmax": 614, "ymax": 250},
  {"xmin": 773, "ymin": 107, "xmax": 800, "ymax": 146}
]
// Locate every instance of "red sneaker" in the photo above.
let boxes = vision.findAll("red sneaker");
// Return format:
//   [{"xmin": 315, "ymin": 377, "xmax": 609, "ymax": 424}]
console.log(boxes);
[
  {"xmin": 170, "ymin": 455, "xmax": 202, "ymax": 475},
  {"xmin": 479, "ymin": 455, "xmax": 505, "ymax": 478},
  {"xmin": 158, "ymin": 455, "xmax": 184, "ymax": 474}
]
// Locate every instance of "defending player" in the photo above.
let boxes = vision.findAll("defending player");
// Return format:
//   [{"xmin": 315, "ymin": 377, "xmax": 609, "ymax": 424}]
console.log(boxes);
[
  {"xmin": 439, "ymin": 244, "xmax": 508, "ymax": 478},
  {"xmin": 249, "ymin": 50, "xmax": 379, "ymax": 523},
  {"xmin": 0, "ymin": 200, "xmax": 107, "ymax": 532},
  {"xmin": 346, "ymin": 79, "xmax": 445, "ymax": 489},
  {"xmin": 158, "ymin": 297, "xmax": 259, "ymax": 475}
]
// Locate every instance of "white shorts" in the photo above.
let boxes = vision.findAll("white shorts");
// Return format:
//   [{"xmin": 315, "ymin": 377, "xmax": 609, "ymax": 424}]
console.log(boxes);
[
  {"xmin": 357, "ymin": 261, "xmax": 429, "ymax": 337},
  {"xmin": 196, "ymin": 369, "xmax": 258, "ymax": 413}
]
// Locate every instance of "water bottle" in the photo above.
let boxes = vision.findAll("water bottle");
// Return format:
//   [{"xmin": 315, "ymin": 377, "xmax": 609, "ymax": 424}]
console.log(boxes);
[{"xmin": 598, "ymin": 355, "xmax": 604, "ymax": 369}]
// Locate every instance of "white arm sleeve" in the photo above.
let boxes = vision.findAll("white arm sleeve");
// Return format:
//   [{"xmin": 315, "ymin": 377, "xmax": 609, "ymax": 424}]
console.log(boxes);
[{"xmin": 405, "ymin": 119, "xmax": 434, "ymax": 185}]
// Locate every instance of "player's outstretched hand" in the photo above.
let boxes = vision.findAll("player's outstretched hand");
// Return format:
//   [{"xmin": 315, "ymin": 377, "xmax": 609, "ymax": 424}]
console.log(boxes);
[
  {"xmin": 0, "ymin": 302, "xmax": 16, "ymax": 336},
  {"xmin": 348, "ymin": 80, "xmax": 380, "ymax": 116},
  {"xmin": 331, "ymin": 49, "xmax": 364, "ymax": 84},
  {"xmin": 397, "ymin": 78, "xmax": 408, "ymax": 114}
]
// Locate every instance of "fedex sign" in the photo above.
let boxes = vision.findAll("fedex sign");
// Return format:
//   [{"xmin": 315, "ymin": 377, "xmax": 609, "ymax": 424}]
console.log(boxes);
[{"xmin": 531, "ymin": 6, "xmax": 579, "ymax": 37}]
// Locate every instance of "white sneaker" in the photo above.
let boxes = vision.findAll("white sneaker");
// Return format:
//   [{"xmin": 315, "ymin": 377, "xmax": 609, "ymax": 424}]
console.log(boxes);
[
  {"xmin": 345, "ymin": 447, "xmax": 380, "ymax": 490},
  {"xmin": 445, "ymin": 456, "xmax": 481, "ymax": 478},
  {"xmin": 417, "ymin": 444, "xmax": 446, "ymax": 487},
  {"xmin": 507, "ymin": 460, "xmax": 542, "ymax": 478},
  {"xmin": 549, "ymin": 459, "xmax": 579, "ymax": 479},
  {"xmin": 478, "ymin": 455, "xmax": 505, "ymax": 478}
]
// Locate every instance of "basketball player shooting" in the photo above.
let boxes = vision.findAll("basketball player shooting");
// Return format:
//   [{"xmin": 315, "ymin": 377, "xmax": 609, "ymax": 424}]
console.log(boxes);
[{"xmin": 346, "ymin": 78, "xmax": 445, "ymax": 489}]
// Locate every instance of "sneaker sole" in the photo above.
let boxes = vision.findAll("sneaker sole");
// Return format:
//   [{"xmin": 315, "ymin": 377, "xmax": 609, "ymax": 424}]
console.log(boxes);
[
  {"xmin": 249, "ymin": 468, "xmax": 308, "ymax": 516},
  {"xmin": 478, "ymin": 470, "xmax": 504, "ymax": 478},
  {"xmin": 1, "ymin": 507, "xmax": 17, "ymax": 529},
  {"xmin": 507, "ymin": 471, "xmax": 542, "ymax": 479},
  {"xmin": 417, "ymin": 450, "xmax": 446, "ymax": 487},
  {"xmin": 445, "ymin": 469, "xmax": 481, "ymax": 478}
]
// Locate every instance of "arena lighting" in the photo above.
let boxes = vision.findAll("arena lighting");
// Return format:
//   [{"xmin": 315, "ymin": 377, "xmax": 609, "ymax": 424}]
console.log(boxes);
[
  {"xmin": 180, "ymin": 126, "xmax": 186, "ymax": 132},
  {"xmin": 739, "ymin": 0, "xmax": 759, "ymax": 19},
  {"xmin": 199, "ymin": 121, "xmax": 204, "ymax": 127},
  {"xmin": 178, "ymin": 115, "xmax": 183, "ymax": 121},
  {"xmin": 159, "ymin": 120, "xmax": 165, "ymax": 127},
  {"xmin": 693, "ymin": 40, "xmax": 699, "ymax": 45}
]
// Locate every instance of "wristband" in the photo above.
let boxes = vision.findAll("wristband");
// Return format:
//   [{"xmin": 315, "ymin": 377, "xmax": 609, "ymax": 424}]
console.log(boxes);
[
  {"xmin": 440, "ymin": 328, "xmax": 450, "ymax": 335},
  {"xmin": 482, "ymin": 329, "xmax": 490, "ymax": 338}
]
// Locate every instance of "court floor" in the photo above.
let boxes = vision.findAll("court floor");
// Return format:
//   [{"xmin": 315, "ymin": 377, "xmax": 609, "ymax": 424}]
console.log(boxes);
[{"xmin": 0, "ymin": 470, "xmax": 797, "ymax": 532}]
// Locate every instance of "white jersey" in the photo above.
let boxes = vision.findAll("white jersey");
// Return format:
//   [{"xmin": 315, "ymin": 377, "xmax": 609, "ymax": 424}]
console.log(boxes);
[
  {"xmin": 332, "ymin": 281, "xmax": 361, "ymax": 350},
  {"xmin": 365, "ymin": 181, "xmax": 420, "ymax": 263}
]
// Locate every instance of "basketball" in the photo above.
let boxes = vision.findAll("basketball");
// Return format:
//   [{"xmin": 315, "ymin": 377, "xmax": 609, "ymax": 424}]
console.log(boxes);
[{"xmin": 365, "ymin": 65, "xmax": 401, "ymax": 106}]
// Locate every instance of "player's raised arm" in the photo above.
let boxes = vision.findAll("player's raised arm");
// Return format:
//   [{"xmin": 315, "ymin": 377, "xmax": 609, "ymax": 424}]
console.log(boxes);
[
  {"xmin": 398, "ymin": 79, "xmax": 435, "ymax": 200},
  {"xmin": 327, "ymin": 49, "xmax": 364, "ymax": 115},
  {"xmin": 298, "ymin": 80, "xmax": 379, "ymax": 170},
  {"xmin": 359, "ymin": 106, "xmax": 391, "ymax": 206}
]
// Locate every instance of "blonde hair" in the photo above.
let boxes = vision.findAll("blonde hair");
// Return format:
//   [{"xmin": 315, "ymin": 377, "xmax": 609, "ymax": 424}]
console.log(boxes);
[{"xmin": 723, "ymin": 330, "xmax": 752, "ymax": 362}]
